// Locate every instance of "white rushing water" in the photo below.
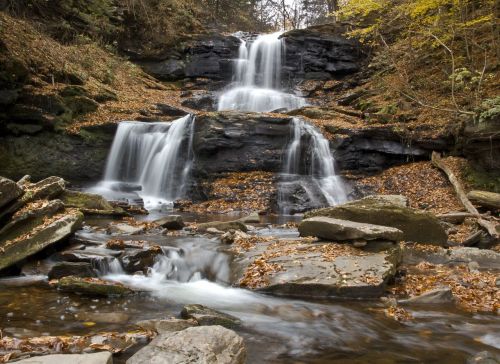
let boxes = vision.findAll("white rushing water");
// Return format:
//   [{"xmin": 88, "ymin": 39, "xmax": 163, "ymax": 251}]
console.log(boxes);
[
  {"xmin": 218, "ymin": 32, "xmax": 306, "ymax": 112},
  {"xmin": 90, "ymin": 115, "xmax": 195, "ymax": 210},
  {"xmin": 279, "ymin": 118, "xmax": 347, "ymax": 213}
]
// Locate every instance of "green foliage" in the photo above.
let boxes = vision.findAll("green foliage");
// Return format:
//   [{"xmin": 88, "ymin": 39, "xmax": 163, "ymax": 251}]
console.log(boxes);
[{"xmin": 477, "ymin": 97, "xmax": 500, "ymax": 123}]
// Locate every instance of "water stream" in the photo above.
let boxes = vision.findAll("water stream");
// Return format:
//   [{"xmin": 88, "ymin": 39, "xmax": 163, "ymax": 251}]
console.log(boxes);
[
  {"xmin": 218, "ymin": 32, "xmax": 306, "ymax": 112},
  {"xmin": 1, "ymin": 221, "xmax": 498, "ymax": 363}
]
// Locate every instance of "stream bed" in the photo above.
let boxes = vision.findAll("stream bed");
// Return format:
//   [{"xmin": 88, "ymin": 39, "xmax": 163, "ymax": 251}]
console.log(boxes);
[{"xmin": 1, "ymin": 212, "xmax": 498, "ymax": 364}]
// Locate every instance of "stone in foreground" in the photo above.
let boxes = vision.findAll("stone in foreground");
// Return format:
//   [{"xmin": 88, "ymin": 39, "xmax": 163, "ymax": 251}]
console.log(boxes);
[
  {"xmin": 53, "ymin": 276, "xmax": 133, "ymax": 296},
  {"xmin": 61, "ymin": 190, "xmax": 127, "ymax": 216},
  {"xmin": 181, "ymin": 304, "xmax": 242, "ymax": 328},
  {"xmin": 305, "ymin": 195, "xmax": 448, "ymax": 245},
  {"xmin": 299, "ymin": 216, "xmax": 404, "ymax": 242},
  {"xmin": 16, "ymin": 352, "xmax": 112, "ymax": 364},
  {"xmin": 400, "ymin": 287, "xmax": 455, "ymax": 305},
  {"xmin": 127, "ymin": 325, "xmax": 246, "ymax": 364},
  {"xmin": 0, "ymin": 211, "xmax": 84, "ymax": 271},
  {"xmin": 136, "ymin": 318, "xmax": 198, "ymax": 333}
]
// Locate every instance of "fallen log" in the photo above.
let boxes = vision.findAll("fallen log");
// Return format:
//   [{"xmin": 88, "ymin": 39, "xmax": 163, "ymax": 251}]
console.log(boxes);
[
  {"xmin": 467, "ymin": 190, "xmax": 500, "ymax": 211},
  {"xmin": 431, "ymin": 152, "xmax": 499, "ymax": 242}
]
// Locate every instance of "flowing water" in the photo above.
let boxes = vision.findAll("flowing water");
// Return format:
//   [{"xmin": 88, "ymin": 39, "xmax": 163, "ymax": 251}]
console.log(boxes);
[
  {"xmin": 218, "ymin": 32, "xmax": 306, "ymax": 112},
  {"xmin": 278, "ymin": 118, "xmax": 348, "ymax": 214},
  {"xmin": 89, "ymin": 115, "xmax": 195, "ymax": 210},
  {"xmin": 1, "ymin": 220, "xmax": 499, "ymax": 363}
]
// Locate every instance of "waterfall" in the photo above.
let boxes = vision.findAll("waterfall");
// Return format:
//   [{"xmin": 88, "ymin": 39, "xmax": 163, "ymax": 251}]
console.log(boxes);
[
  {"xmin": 278, "ymin": 118, "xmax": 347, "ymax": 214},
  {"xmin": 92, "ymin": 115, "xmax": 195, "ymax": 210},
  {"xmin": 218, "ymin": 32, "xmax": 306, "ymax": 112}
]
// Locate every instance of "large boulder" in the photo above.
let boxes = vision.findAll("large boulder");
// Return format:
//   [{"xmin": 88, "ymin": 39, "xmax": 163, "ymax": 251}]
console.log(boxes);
[
  {"xmin": 0, "ymin": 210, "xmax": 84, "ymax": 271},
  {"xmin": 126, "ymin": 325, "xmax": 246, "ymax": 364},
  {"xmin": 16, "ymin": 352, "xmax": 113, "ymax": 364},
  {"xmin": 299, "ymin": 216, "xmax": 404, "ymax": 242},
  {"xmin": 120, "ymin": 247, "xmax": 163, "ymax": 273},
  {"xmin": 180, "ymin": 304, "xmax": 241, "ymax": 328},
  {"xmin": 305, "ymin": 196, "xmax": 448, "ymax": 245},
  {"xmin": 0, "ymin": 176, "xmax": 22, "ymax": 209}
]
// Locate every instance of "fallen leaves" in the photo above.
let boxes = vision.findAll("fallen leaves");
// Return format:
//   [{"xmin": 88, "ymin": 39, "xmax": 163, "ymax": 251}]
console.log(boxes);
[
  {"xmin": 392, "ymin": 262, "xmax": 499, "ymax": 313},
  {"xmin": 0, "ymin": 330, "xmax": 155, "ymax": 362},
  {"xmin": 182, "ymin": 172, "xmax": 276, "ymax": 214}
]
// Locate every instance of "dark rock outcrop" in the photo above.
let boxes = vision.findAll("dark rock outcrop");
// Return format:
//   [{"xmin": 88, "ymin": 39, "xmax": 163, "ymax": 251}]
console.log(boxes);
[
  {"xmin": 48, "ymin": 261, "xmax": 97, "ymax": 280},
  {"xmin": 137, "ymin": 34, "xmax": 241, "ymax": 81},
  {"xmin": 463, "ymin": 116, "xmax": 500, "ymax": 174},
  {"xmin": 281, "ymin": 23, "xmax": 364, "ymax": 82},
  {"xmin": 0, "ymin": 124, "xmax": 116, "ymax": 183},
  {"xmin": 192, "ymin": 112, "xmax": 294, "ymax": 177}
]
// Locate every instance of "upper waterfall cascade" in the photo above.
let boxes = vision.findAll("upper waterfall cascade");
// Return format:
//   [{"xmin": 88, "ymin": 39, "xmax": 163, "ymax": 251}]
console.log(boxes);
[
  {"xmin": 218, "ymin": 32, "xmax": 306, "ymax": 112},
  {"xmin": 90, "ymin": 115, "xmax": 195, "ymax": 210}
]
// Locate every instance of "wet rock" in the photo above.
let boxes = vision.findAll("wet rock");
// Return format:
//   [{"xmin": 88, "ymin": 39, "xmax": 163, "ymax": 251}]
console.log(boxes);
[
  {"xmin": 181, "ymin": 92, "xmax": 216, "ymax": 111},
  {"xmin": 0, "ymin": 176, "xmax": 23, "ymax": 209},
  {"xmin": 467, "ymin": 351, "xmax": 500, "ymax": 364},
  {"xmin": 180, "ymin": 304, "xmax": 242, "ymax": 328},
  {"xmin": 274, "ymin": 176, "xmax": 330, "ymax": 214},
  {"xmin": 299, "ymin": 217, "xmax": 404, "ymax": 242},
  {"xmin": 59, "ymin": 250, "xmax": 120, "ymax": 270},
  {"xmin": 467, "ymin": 190, "xmax": 500, "ymax": 211},
  {"xmin": 53, "ymin": 276, "xmax": 133, "ymax": 296},
  {"xmin": 400, "ymin": 287, "xmax": 455, "ymax": 305},
  {"xmin": 126, "ymin": 325, "xmax": 246, "ymax": 364},
  {"xmin": 120, "ymin": 246, "xmax": 163, "ymax": 273},
  {"xmin": 108, "ymin": 223, "xmax": 145, "ymax": 235},
  {"xmin": 16, "ymin": 352, "xmax": 113, "ymax": 364},
  {"xmin": 48, "ymin": 262, "xmax": 97, "ymax": 280},
  {"xmin": 0, "ymin": 211, "xmax": 84, "ymax": 271},
  {"xmin": 61, "ymin": 190, "xmax": 127, "ymax": 216},
  {"xmin": 197, "ymin": 220, "xmax": 248, "ymax": 233},
  {"xmin": 28, "ymin": 176, "xmax": 66, "ymax": 201},
  {"xmin": 305, "ymin": 196, "xmax": 448, "ymax": 245},
  {"xmin": 206, "ymin": 227, "xmax": 224, "ymax": 234},
  {"xmin": 220, "ymin": 230, "xmax": 250, "ymax": 245},
  {"xmin": 106, "ymin": 239, "xmax": 145, "ymax": 250},
  {"xmin": 154, "ymin": 215, "xmax": 185, "ymax": 230},
  {"xmin": 136, "ymin": 318, "xmax": 198, "ymax": 333}
]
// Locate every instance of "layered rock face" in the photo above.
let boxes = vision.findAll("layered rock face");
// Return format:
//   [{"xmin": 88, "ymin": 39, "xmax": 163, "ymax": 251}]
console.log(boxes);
[
  {"xmin": 281, "ymin": 24, "xmax": 363, "ymax": 81},
  {"xmin": 135, "ymin": 25, "xmax": 363, "ymax": 83}
]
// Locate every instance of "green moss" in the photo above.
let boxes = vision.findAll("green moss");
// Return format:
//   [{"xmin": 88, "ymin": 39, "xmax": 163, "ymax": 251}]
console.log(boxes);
[{"xmin": 464, "ymin": 166, "xmax": 500, "ymax": 193}]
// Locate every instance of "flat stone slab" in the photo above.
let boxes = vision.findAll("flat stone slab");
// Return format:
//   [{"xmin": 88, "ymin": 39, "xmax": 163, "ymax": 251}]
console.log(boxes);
[
  {"xmin": 234, "ymin": 239, "xmax": 401, "ymax": 299},
  {"xmin": 197, "ymin": 220, "xmax": 248, "ymax": 233},
  {"xmin": 16, "ymin": 352, "xmax": 112, "ymax": 364},
  {"xmin": 126, "ymin": 326, "xmax": 246, "ymax": 364},
  {"xmin": 299, "ymin": 216, "xmax": 404, "ymax": 242}
]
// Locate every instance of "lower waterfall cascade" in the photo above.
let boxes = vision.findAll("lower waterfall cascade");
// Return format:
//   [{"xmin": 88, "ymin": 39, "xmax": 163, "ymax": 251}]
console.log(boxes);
[
  {"xmin": 278, "ymin": 118, "xmax": 348, "ymax": 214},
  {"xmin": 90, "ymin": 114, "xmax": 195, "ymax": 210}
]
